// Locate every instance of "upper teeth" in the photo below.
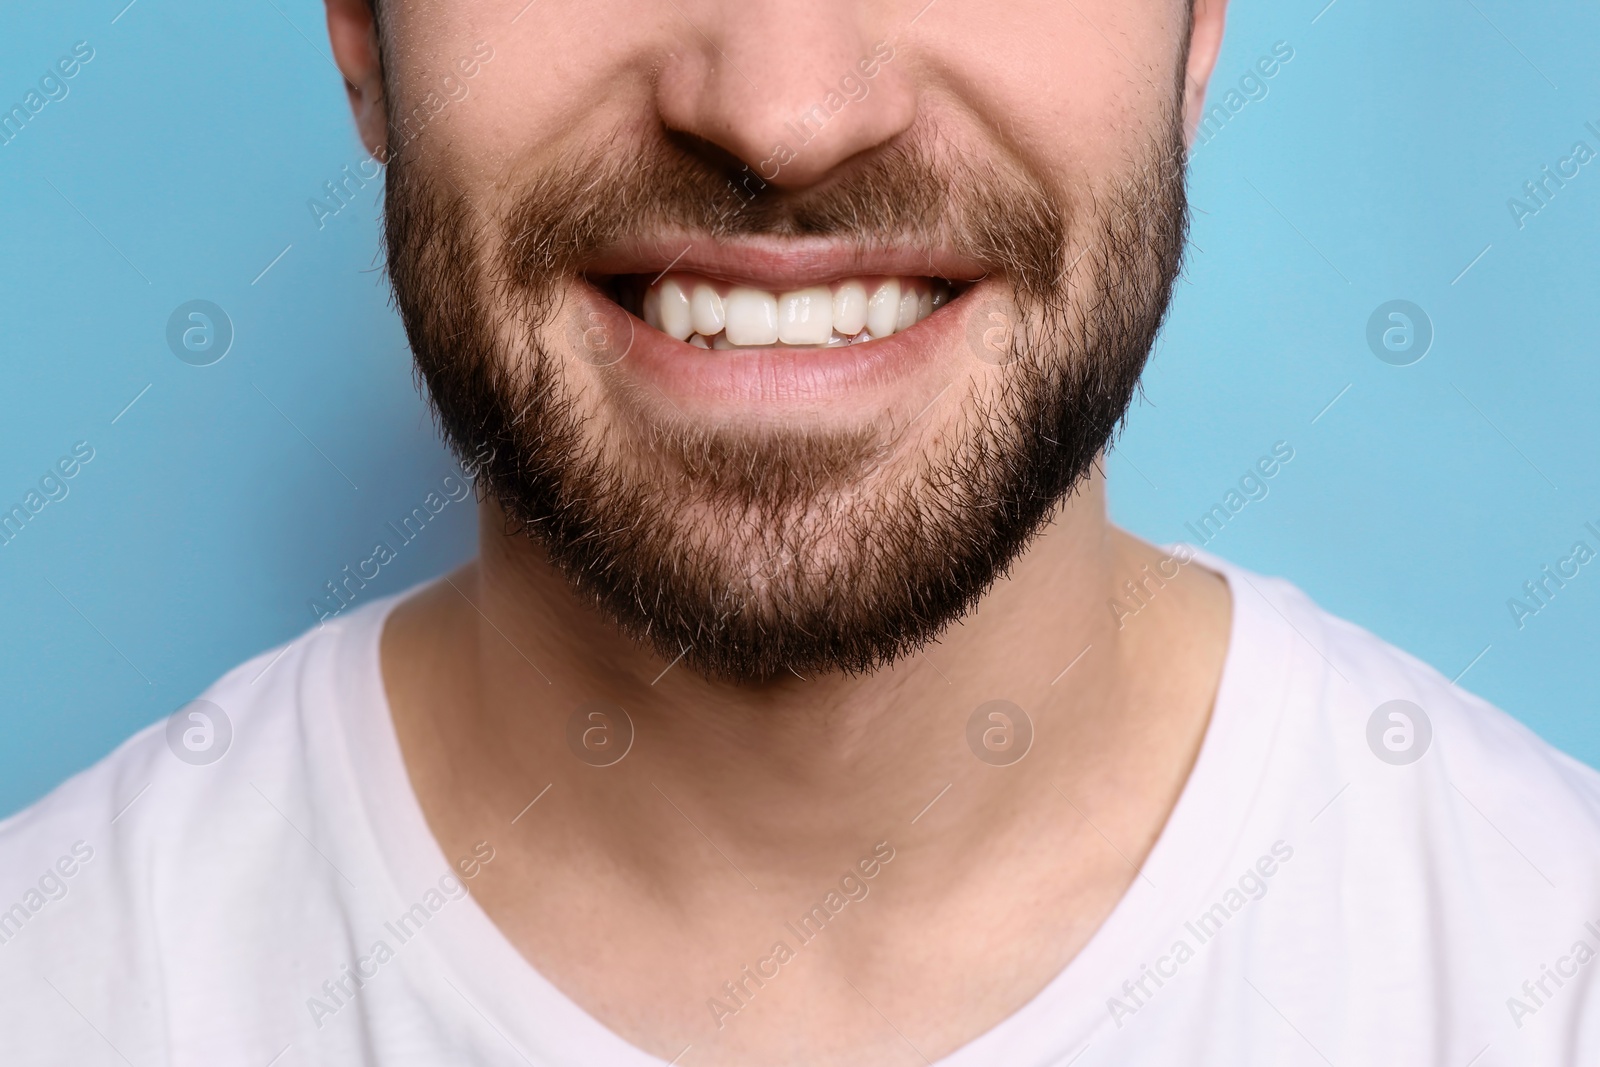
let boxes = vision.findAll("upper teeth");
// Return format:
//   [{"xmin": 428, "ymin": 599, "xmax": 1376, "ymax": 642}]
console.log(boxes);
[{"xmin": 641, "ymin": 274, "xmax": 950, "ymax": 349}]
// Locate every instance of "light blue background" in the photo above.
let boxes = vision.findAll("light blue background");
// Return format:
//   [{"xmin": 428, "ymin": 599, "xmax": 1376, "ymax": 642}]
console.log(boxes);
[{"xmin": 1, "ymin": 0, "xmax": 1595, "ymax": 817}]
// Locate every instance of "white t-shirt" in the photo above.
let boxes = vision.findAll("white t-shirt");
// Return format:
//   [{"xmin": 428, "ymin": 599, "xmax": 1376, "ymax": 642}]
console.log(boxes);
[{"xmin": 2, "ymin": 550, "xmax": 1599, "ymax": 1066}]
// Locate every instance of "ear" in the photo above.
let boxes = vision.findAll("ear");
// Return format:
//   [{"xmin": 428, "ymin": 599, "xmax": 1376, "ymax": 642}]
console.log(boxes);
[
  {"xmin": 326, "ymin": 0, "xmax": 387, "ymax": 159},
  {"xmin": 1182, "ymin": 0, "xmax": 1228, "ymax": 148}
]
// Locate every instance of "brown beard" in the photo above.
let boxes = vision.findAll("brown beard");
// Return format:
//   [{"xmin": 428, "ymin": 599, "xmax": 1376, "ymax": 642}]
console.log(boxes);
[{"xmin": 382, "ymin": 119, "xmax": 1189, "ymax": 683}]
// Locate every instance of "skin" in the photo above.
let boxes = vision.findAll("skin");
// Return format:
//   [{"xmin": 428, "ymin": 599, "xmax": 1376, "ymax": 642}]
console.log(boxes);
[{"xmin": 326, "ymin": 0, "xmax": 1231, "ymax": 1063}]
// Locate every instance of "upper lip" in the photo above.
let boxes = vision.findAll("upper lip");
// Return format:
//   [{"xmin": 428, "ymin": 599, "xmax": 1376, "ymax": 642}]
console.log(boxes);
[{"xmin": 583, "ymin": 235, "xmax": 989, "ymax": 290}]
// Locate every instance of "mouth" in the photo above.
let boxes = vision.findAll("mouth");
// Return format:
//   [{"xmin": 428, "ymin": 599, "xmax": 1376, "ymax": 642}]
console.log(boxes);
[
  {"xmin": 608, "ymin": 272, "xmax": 964, "ymax": 350},
  {"xmin": 585, "ymin": 238, "xmax": 984, "ymax": 350},
  {"xmin": 573, "ymin": 239, "xmax": 992, "ymax": 412}
]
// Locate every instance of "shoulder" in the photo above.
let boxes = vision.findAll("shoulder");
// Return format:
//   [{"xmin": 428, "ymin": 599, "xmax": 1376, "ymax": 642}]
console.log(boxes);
[
  {"xmin": 0, "ymin": 606, "xmax": 359, "ymax": 855},
  {"xmin": 1208, "ymin": 553, "xmax": 1600, "ymax": 1050},
  {"xmin": 0, "ymin": 602, "xmax": 395, "ymax": 1055},
  {"xmin": 1229, "ymin": 557, "xmax": 1600, "ymax": 826}
]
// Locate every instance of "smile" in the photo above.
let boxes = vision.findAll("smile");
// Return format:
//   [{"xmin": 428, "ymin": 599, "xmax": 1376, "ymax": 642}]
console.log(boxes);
[
  {"xmin": 620, "ymin": 272, "xmax": 958, "ymax": 350},
  {"xmin": 576, "ymin": 239, "xmax": 991, "ymax": 410}
]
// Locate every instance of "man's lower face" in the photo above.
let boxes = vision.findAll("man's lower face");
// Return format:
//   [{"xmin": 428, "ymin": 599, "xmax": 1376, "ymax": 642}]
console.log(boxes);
[{"xmin": 384, "ymin": 119, "xmax": 1188, "ymax": 683}]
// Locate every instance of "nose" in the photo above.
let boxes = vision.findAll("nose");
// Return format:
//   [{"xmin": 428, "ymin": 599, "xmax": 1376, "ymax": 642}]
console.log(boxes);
[{"xmin": 653, "ymin": 1, "xmax": 916, "ymax": 190}]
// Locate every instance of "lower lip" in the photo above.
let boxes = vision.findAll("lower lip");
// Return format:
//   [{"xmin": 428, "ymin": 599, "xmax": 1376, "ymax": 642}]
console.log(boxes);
[{"xmin": 576, "ymin": 280, "xmax": 978, "ymax": 416}]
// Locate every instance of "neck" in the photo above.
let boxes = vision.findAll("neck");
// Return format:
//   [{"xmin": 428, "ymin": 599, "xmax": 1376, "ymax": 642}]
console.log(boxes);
[
  {"xmin": 381, "ymin": 470, "xmax": 1229, "ymax": 1062},
  {"xmin": 382, "ymin": 471, "xmax": 1226, "ymax": 891}
]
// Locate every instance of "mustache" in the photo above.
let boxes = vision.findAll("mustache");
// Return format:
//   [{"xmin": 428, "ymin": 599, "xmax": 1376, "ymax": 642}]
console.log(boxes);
[{"xmin": 488, "ymin": 127, "xmax": 1074, "ymax": 305}]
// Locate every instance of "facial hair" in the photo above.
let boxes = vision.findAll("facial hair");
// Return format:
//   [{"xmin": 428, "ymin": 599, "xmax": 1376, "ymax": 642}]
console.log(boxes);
[{"xmin": 382, "ymin": 116, "xmax": 1189, "ymax": 684}]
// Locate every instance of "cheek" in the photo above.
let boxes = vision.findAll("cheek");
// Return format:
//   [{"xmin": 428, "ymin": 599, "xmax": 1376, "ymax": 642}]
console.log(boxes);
[
  {"xmin": 915, "ymin": 0, "xmax": 1183, "ymax": 185},
  {"xmin": 390, "ymin": 0, "xmax": 668, "ymax": 186}
]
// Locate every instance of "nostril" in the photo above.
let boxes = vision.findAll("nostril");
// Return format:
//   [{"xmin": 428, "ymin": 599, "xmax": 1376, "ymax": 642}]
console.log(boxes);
[
  {"xmin": 662, "ymin": 128, "xmax": 753, "ymax": 188},
  {"xmin": 653, "ymin": 34, "xmax": 915, "ymax": 195}
]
